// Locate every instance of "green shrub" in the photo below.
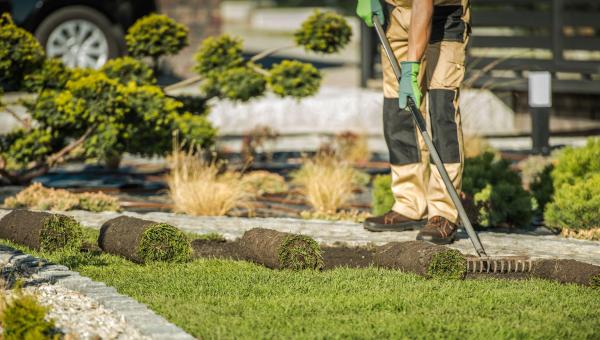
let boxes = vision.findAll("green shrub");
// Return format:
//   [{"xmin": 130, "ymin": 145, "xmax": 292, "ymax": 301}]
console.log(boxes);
[
  {"xmin": 268, "ymin": 60, "xmax": 321, "ymax": 98},
  {"xmin": 137, "ymin": 223, "xmax": 191, "ymax": 263},
  {"xmin": 0, "ymin": 13, "xmax": 45, "ymax": 89},
  {"xmin": 39, "ymin": 214, "xmax": 84, "ymax": 252},
  {"xmin": 0, "ymin": 290, "xmax": 58, "ymax": 340},
  {"xmin": 125, "ymin": 14, "xmax": 188, "ymax": 62},
  {"xmin": 22, "ymin": 58, "xmax": 72, "ymax": 91},
  {"xmin": 101, "ymin": 56, "xmax": 156, "ymax": 85},
  {"xmin": 544, "ymin": 173, "xmax": 600, "ymax": 231},
  {"xmin": 464, "ymin": 153, "xmax": 533, "ymax": 227},
  {"xmin": 0, "ymin": 128, "xmax": 60, "ymax": 170},
  {"xmin": 372, "ymin": 174, "xmax": 394, "ymax": 216},
  {"xmin": 551, "ymin": 138, "xmax": 600, "ymax": 189},
  {"xmin": 294, "ymin": 10, "xmax": 352, "ymax": 54},
  {"xmin": 204, "ymin": 66, "xmax": 267, "ymax": 102},
  {"xmin": 427, "ymin": 249, "xmax": 466, "ymax": 280},
  {"xmin": 530, "ymin": 164, "xmax": 554, "ymax": 215},
  {"xmin": 194, "ymin": 34, "xmax": 245, "ymax": 77}
]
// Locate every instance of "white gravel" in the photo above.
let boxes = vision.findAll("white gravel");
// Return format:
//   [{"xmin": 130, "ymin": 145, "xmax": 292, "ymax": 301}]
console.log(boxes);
[{"xmin": 4, "ymin": 284, "xmax": 149, "ymax": 340}]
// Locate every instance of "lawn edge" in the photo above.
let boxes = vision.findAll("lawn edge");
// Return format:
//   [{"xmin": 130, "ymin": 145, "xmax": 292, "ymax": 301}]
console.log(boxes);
[{"xmin": 0, "ymin": 244, "xmax": 195, "ymax": 340}]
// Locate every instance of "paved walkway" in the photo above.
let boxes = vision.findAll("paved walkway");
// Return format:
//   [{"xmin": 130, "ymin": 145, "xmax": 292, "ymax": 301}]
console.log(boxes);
[{"xmin": 3, "ymin": 209, "xmax": 597, "ymax": 266}]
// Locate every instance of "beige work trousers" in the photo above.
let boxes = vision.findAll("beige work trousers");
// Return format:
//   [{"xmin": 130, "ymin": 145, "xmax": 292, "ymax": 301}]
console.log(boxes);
[{"xmin": 381, "ymin": 1, "xmax": 470, "ymax": 223}]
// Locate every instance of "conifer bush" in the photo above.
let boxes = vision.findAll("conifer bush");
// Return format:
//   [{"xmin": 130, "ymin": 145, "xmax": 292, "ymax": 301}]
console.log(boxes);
[
  {"xmin": 101, "ymin": 56, "xmax": 156, "ymax": 85},
  {"xmin": 0, "ymin": 14, "xmax": 45, "ymax": 88},
  {"xmin": 0, "ymin": 289, "xmax": 58, "ymax": 340},
  {"xmin": 268, "ymin": 60, "xmax": 321, "ymax": 98},
  {"xmin": 194, "ymin": 34, "xmax": 245, "ymax": 77},
  {"xmin": 544, "ymin": 173, "xmax": 600, "ymax": 231},
  {"xmin": 125, "ymin": 14, "xmax": 189, "ymax": 65},
  {"xmin": 551, "ymin": 137, "xmax": 600, "ymax": 189},
  {"xmin": 294, "ymin": 10, "xmax": 352, "ymax": 54}
]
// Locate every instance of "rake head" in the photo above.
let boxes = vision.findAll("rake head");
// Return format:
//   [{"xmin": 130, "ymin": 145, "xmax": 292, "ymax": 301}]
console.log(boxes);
[{"xmin": 466, "ymin": 256, "xmax": 533, "ymax": 274}]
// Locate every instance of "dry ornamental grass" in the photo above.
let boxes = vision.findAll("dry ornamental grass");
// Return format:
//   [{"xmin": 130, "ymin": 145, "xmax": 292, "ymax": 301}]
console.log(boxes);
[
  {"xmin": 167, "ymin": 149, "xmax": 252, "ymax": 216},
  {"xmin": 292, "ymin": 154, "xmax": 358, "ymax": 214}
]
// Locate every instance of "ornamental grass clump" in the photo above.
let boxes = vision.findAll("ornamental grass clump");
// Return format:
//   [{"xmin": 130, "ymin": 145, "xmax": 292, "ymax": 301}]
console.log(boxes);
[
  {"xmin": 0, "ymin": 288, "xmax": 58, "ymax": 340},
  {"xmin": 4, "ymin": 182, "xmax": 120, "ymax": 212},
  {"xmin": 167, "ymin": 148, "xmax": 252, "ymax": 216},
  {"xmin": 0, "ymin": 210, "xmax": 83, "ymax": 252},
  {"xmin": 294, "ymin": 10, "xmax": 352, "ymax": 54},
  {"xmin": 99, "ymin": 216, "xmax": 191, "ymax": 263},
  {"xmin": 239, "ymin": 228, "xmax": 323, "ymax": 270},
  {"xmin": 268, "ymin": 60, "xmax": 321, "ymax": 98},
  {"xmin": 544, "ymin": 173, "xmax": 600, "ymax": 232},
  {"xmin": 292, "ymin": 154, "xmax": 358, "ymax": 214},
  {"xmin": 241, "ymin": 171, "xmax": 288, "ymax": 196}
]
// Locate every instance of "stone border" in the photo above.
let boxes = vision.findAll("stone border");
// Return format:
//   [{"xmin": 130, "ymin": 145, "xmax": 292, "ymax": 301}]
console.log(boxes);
[{"xmin": 0, "ymin": 245, "xmax": 194, "ymax": 340}]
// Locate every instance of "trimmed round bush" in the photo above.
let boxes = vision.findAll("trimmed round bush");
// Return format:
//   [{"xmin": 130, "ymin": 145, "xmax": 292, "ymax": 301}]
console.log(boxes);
[
  {"xmin": 268, "ymin": 60, "xmax": 321, "ymax": 98},
  {"xmin": 551, "ymin": 137, "xmax": 600, "ymax": 189},
  {"xmin": 194, "ymin": 34, "xmax": 245, "ymax": 77},
  {"xmin": 544, "ymin": 173, "xmax": 600, "ymax": 231},
  {"xmin": 0, "ymin": 13, "xmax": 45, "ymax": 88},
  {"xmin": 22, "ymin": 58, "xmax": 72, "ymax": 91},
  {"xmin": 125, "ymin": 14, "xmax": 189, "ymax": 60},
  {"xmin": 294, "ymin": 10, "xmax": 352, "ymax": 54},
  {"xmin": 204, "ymin": 66, "xmax": 267, "ymax": 102},
  {"xmin": 137, "ymin": 223, "xmax": 191, "ymax": 263},
  {"xmin": 101, "ymin": 56, "xmax": 156, "ymax": 85}
]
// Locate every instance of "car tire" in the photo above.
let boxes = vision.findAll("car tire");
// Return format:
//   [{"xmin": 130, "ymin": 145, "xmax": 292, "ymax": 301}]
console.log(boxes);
[{"xmin": 34, "ymin": 6, "xmax": 123, "ymax": 68}]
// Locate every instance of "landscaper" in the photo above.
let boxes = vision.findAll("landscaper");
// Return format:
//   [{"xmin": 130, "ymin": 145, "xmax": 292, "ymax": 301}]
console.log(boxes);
[{"xmin": 357, "ymin": 0, "xmax": 470, "ymax": 244}]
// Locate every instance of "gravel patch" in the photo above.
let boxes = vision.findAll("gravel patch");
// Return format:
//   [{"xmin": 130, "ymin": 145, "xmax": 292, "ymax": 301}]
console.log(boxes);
[{"xmin": 3, "ymin": 284, "xmax": 149, "ymax": 340}]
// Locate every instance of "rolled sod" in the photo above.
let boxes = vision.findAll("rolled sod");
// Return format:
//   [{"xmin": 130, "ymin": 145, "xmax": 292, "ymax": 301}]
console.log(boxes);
[
  {"xmin": 191, "ymin": 239, "xmax": 244, "ymax": 260},
  {"xmin": 98, "ymin": 216, "xmax": 191, "ymax": 263},
  {"xmin": 0, "ymin": 209, "xmax": 83, "ymax": 251},
  {"xmin": 373, "ymin": 241, "xmax": 467, "ymax": 279},
  {"xmin": 239, "ymin": 228, "xmax": 324, "ymax": 270},
  {"xmin": 532, "ymin": 259, "xmax": 600, "ymax": 287}
]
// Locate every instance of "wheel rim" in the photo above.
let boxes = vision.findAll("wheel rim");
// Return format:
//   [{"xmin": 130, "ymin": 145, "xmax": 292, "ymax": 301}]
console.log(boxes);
[{"xmin": 46, "ymin": 19, "xmax": 109, "ymax": 69}]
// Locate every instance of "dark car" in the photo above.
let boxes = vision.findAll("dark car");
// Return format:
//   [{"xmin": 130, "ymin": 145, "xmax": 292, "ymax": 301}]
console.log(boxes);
[{"xmin": 0, "ymin": 0, "xmax": 157, "ymax": 69}]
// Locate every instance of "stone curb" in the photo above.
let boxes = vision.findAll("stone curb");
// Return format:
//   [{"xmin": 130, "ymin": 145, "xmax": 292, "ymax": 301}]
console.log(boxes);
[{"xmin": 0, "ymin": 245, "xmax": 195, "ymax": 340}]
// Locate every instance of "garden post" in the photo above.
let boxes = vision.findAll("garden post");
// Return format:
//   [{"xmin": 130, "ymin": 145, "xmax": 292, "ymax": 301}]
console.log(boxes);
[{"xmin": 529, "ymin": 71, "xmax": 552, "ymax": 155}]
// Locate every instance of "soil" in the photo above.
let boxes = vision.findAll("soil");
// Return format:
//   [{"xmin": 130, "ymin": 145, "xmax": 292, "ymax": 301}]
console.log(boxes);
[
  {"xmin": 238, "ymin": 228, "xmax": 322, "ymax": 270},
  {"xmin": 532, "ymin": 259, "xmax": 600, "ymax": 286},
  {"xmin": 0, "ymin": 210, "xmax": 52, "ymax": 250},
  {"xmin": 321, "ymin": 246, "xmax": 375, "ymax": 269},
  {"xmin": 98, "ymin": 216, "xmax": 158, "ymax": 263},
  {"xmin": 191, "ymin": 239, "xmax": 244, "ymax": 260}
]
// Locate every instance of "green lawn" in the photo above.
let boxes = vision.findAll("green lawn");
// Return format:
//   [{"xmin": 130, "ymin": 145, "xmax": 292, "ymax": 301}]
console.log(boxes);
[{"xmin": 4, "ymin": 232, "xmax": 600, "ymax": 339}]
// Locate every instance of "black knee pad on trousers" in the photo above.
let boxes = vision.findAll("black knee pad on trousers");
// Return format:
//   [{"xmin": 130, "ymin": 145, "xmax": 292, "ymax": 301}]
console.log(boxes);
[
  {"xmin": 383, "ymin": 98, "xmax": 420, "ymax": 165},
  {"xmin": 430, "ymin": 89, "xmax": 460, "ymax": 163}
]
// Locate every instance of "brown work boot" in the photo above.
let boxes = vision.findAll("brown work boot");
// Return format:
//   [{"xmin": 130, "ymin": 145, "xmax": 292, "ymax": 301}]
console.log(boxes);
[
  {"xmin": 363, "ymin": 211, "xmax": 426, "ymax": 232},
  {"xmin": 416, "ymin": 216, "xmax": 458, "ymax": 244}
]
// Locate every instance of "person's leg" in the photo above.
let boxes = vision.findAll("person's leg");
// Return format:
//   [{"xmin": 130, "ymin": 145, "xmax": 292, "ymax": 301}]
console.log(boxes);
[
  {"xmin": 417, "ymin": 2, "xmax": 470, "ymax": 243},
  {"xmin": 364, "ymin": 4, "xmax": 430, "ymax": 232}
]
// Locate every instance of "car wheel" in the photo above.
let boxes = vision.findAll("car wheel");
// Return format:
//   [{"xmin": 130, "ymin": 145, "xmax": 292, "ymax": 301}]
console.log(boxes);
[{"xmin": 35, "ymin": 6, "xmax": 123, "ymax": 69}]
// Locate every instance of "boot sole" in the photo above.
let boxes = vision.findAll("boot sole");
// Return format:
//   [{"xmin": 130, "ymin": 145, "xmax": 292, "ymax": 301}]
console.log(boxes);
[{"xmin": 363, "ymin": 219, "xmax": 427, "ymax": 232}]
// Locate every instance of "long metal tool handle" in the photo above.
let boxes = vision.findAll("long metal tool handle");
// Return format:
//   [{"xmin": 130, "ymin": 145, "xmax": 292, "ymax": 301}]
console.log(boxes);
[{"xmin": 372, "ymin": 16, "xmax": 487, "ymax": 257}]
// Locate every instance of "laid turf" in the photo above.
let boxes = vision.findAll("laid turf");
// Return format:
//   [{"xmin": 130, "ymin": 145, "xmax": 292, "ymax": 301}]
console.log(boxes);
[{"xmin": 2, "ymin": 230, "xmax": 600, "ymax": 339}]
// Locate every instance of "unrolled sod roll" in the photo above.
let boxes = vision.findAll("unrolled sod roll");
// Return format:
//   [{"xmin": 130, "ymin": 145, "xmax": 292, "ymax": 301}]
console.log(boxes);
[
  {"xmin": 239, "ymin": 228, "xmax": 323, "ymax": 270},
  {"xmin": 0, "ymin": 209, "xmax": 83, "ymax": 251},
  {"xmin": 98, "ymin": 216, "xmax": 191, "ymax": 263},
  {"xmin": 373, "ymin": 241, "xmax": 467, "ymax": 279},
  {"xmin": 532, "ymin": 259, "xmax": 600, "ymax": 287}
]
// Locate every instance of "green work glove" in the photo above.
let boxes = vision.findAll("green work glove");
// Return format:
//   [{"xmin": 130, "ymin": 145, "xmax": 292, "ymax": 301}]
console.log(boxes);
[
  {"xmin": 399, "ymin": 61, "xmax": 422, "ymax": 109},
  {"xmin": 356, "ymin": 0, "xmax": 385, "ymax": 27}
]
